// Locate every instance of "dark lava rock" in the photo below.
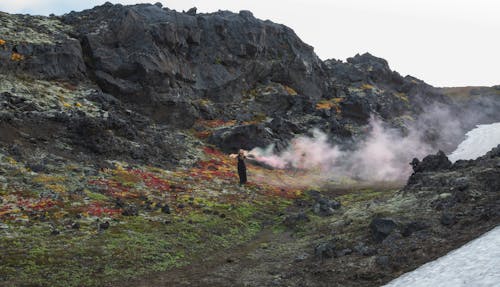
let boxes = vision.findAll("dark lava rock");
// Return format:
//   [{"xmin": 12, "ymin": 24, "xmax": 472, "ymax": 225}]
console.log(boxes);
[
  {"xmin": 99, "ymin": 221, "xmax": 110, "ymax": 230},
  {"xmin": 62, "ymin": 3, "xmax": 326, "ymax": 126},
  {"xmin": 440, "ymin": 212, "xmax": 456, "ymax": 226},
  {"xmin": 122, "ymin": 205, "xmax": 139, "ymax": 216},
  {"xmin": 315, "ymin": 240, "xmax": 336, "ymax": 259},
  {"xmin": 370, "ymin": 218, "xmax": 397, "ymax": 242},
  {"xmin": 0, "ymin": 25, "xmax": 86, "ymax": 81},
  {"xmin": 208, "ymin": 124, "xmax": 275, "ymax": 153},
  {"xmin": 312, "ymin": 198, "xmax": 341, "ymax": 216},
  {"xmin": 335, "ymin": 248, "xmax": 353, "ymax": 258},
  {"xmin": 306, "ymin": 189, "xmax": 321, "ymax": 199},
  {"xmin": 294, "ymin": 253, "xmax": 309, "ymax": 262},
  {"xmin": 483, "ymin": 144, "xmax": 500, "ymax": 159},
  {"xmin": 283, "ymin": 212, "xmax": 309, "ymax": 228},
  {"xmin": 186, "ymin": 7, "xmax": 197, "ymax": 16},
  {"xmin": 402, "ymin": 221, "xmax": 429, "ymax": 237},
  {"xmin": 161, "ymin": 204, "xmax": 171, "ymax": 214},
  {"xmin": 26, "ymin": 162, "xmax": 47, "ymax": 173},
  {"xmin": 114, "ymin": 198, "xmax": 125, "ymax": 208},
  {"xmin": 477, "ymin": 169, "xmax": 500, "ymax": 193},
  {"xmin": 451, "ymin": 177, "xmax": 470, "ymax": 191},
  {"xmin": 353, "ymin": 242, "xmax": 377, "ymax": 256},
  {"xmin": 411, "ymin": 151, "xmax": 452, "ymax": 173},
  {"xmin": 375, "ymin": 255, "xmax": 391, "ymax": 269}
]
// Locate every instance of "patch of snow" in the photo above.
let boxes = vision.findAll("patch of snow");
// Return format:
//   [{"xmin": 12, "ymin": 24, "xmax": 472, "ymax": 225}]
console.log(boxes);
[
  {"xmin": 384, "ymin": 226, "xmax": 500, "ymax": 287},
  {"xmin": 448, "ymin": 122, "xmax": 500, "ymax": 162}
]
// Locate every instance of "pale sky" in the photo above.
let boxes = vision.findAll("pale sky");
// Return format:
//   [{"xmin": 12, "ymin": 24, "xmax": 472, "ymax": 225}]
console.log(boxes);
[{"xmin": 1, "ymin": 0, "xmax": 499, "ymax": 87}]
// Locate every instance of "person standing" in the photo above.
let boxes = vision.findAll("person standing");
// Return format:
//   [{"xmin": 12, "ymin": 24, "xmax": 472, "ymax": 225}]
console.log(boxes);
[
  {"xmin": 230, "ymin": 149, "xmax": 247, "ymax": 185},
  {"xmin": 237, "ymin": 149, "xmax": 247, "ymax": 185}
]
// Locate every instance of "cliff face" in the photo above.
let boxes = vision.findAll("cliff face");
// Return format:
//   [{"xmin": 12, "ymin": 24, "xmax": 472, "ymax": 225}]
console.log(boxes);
[{"xmin": 1, "ymin": 2, "xmax": 499, "ymax": 165}]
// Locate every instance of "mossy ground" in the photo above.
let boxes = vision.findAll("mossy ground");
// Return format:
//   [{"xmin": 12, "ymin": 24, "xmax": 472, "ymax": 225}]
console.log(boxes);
[{"xmin": 0, "ymin": 146, "xmax": 299, "ymax": 287}]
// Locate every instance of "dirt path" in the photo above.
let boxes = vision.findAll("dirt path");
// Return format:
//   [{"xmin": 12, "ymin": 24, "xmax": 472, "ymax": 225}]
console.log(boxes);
[{"xmin": 119, "ymin": 228, "xmax": 296, "ymax": 287}]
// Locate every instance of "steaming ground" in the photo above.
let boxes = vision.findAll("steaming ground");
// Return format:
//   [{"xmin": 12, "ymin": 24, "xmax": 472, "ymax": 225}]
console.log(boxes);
[
  {"xmin": 384, "ymin": 226, "xmax": 500, "ymax": 287},
  {"xmin": 448, "ymin": 122, "xmax": 500, "ymax": 162},
  {"xmin": 250, "ymin": 116, "xmax": 434, "ymax": 184}
]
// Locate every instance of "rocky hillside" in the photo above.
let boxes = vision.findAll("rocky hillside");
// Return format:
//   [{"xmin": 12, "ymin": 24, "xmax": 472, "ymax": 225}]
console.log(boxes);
[
  {"xmin": 2, "ymin": 2, "xmax": 499, "ymax": 166},
  {"xmin": 0, "ymin": 3, "xmax": 499, "ymax": 287}
]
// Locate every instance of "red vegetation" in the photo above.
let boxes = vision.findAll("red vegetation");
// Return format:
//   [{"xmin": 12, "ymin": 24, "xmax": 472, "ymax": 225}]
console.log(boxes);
[{"xmin": 86, "ymin": 202, "xmax": 122, "ymax": 217}]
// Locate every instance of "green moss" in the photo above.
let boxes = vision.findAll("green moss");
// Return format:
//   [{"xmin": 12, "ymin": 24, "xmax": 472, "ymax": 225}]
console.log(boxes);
[
  {"xmin": 84, "ymin": 189, "xmax": 109, "ymax": 201},
  {"xmin": 0, "ymin": 195, "xmax": 286, "ymax": 287},
  {"xmin": 337, "ymin": 188, "xmax": 398, "ymax": 206}
]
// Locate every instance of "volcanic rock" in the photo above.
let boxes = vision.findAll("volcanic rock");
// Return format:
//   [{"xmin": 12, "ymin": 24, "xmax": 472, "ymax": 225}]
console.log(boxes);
[
  {"xmin": 411, "ymin": 151, "xmax": 452, "ymax": 173},
  {"xmin": 314, "ymin": 240, "xmax": 336, "ymax": 259},
  {"xmin": 370, "ymin": 218, "xmax": 397, "ymax": 242}
]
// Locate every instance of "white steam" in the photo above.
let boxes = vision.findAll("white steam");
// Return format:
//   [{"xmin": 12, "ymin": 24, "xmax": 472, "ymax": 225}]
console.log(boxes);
[{"xmin": 250, "ymin": 116, "xmax": 435, "ymax": 182}]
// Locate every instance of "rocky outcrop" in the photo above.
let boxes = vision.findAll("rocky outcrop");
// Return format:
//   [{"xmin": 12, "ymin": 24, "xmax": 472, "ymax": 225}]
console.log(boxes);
[
  {"xmin": 405, "ymin": 145, "xmax": 500, "ymax": 220},
  {"xmin": 60, "ymin": 3, "xmax": 327, "ymax": 126},
  {"xmin": 0, "ymin": 12, "xmax": 85, "ymax": 80},
  {"xmin": 1, "ymin": 2, "xmax": 500, "ymax": 167},
  {"xmin": 410, "ymin": 150, "xmax": 452, "ymax": 173}
]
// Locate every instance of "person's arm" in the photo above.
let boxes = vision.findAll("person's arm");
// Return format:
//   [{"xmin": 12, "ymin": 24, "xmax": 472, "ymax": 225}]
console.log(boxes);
[{"xmin": 243, "ymin": 150, "xmax": 256, "ymax": 159}]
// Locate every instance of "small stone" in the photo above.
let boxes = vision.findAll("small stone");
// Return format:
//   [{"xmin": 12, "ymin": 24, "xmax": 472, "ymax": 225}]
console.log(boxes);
[
  {"xmin": 354, "ymin": 242, "xmax": 376, "ymax": 256},
  {"xmin": 294, "ymin": 253, "xmax": 309, "ymax": 262},
  {"xmin": 122, "ymin": 205, "xmax": 139, "ymax": 216},
  {"xmin": 99, "ymin": 221, "xmax": 110, "ymax": 230},
  {"xmin": 440, "ymin": 212, "xmax": 456, "ymax": 226},
  {"xmin": 402, "ymin": 221, "xmax": 428, "ymax": 237},
  {"xmin": 452, "ymin": 177, "xmax": 469, "ymax": 191},
  {"xmin": 375, "ymin": 255, "xmax": 390, "ymax": 269},
  {"xmin": 282, "ymin": 212, "xmax": 309, "ymax": 228},
  {"xmin": 314, "ymin": 241, "xmax": 336, "ymax": 259},
  {"xmin": 161, "ymin": 204, "xmax": 171, "ymax": 214},
  {"xmin": 438, "ymin": 193, "xmax": 452, "ymax": 199}
]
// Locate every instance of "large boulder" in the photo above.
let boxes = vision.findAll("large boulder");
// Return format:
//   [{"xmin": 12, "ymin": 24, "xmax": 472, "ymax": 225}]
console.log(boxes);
[
  {"xmin": 370, "ymin": 218, "xmax": 397, "ymax": 242},
  {"xmin": 208, "ymin": 123, "xmax": 275, "ymax": 153},
  {"xmin": 410, "ymin": 150, "xmax": 452, "ymax": 173}
]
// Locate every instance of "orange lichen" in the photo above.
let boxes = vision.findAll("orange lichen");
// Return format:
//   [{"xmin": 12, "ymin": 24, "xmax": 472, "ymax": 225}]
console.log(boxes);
[
  {"xmin": 0, "ymin": 39, "xmax": 5, "ymax": 45},
  {"xmin": 361, "ymin": 83, "xmax": 374, "ymax": 90},
  {"xmin": 11, "ymin": 52, "xmax": 24, "ymax": 61},
  {"xmin": 315, "ymin": 98, "xmax": 343, "ymax": 113},
  {"xmin": 197, "ymin": 119, "xmax": 237, "ymax": 128},
  {"xmin": 284, "ymin": 85, "xmax": 298, "ymax": 96},
  {"xmin": 195, "ymin": 130, "xmax": 212, "ymax": 139}
]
